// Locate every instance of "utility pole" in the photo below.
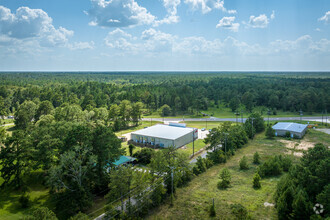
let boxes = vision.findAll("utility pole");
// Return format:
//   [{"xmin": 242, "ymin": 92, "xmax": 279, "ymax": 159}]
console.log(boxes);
[
  {"xmin": 170, "ymin": 166, "xmax": 174, "ymax": 206},
  {"xmin": 241, "ymin": 111, "xmax": 244, "ymax": 123},
  {"xmin": 299, "ymin": 109, "xmax": 303, "ymax": 122},
  {"xmin": 192, "ymin": 129, "xmax": 195, "ymax": 157},
  {"xmin": 224, "ymin": 132, "xmax": 229, "ymax": 159},
  {"xmin": 322, "ymin": 110, "xmax": 324, "ymax": 125},
  {"xmin": 251, "ymin": 118, "xmax": 255, "ymax": 139},
  {"xmin": 150, "ymin": 117, "xmax": 152, "ymax": 126},
  {"xmin": 325, "ymin": 110, "xmax": 328, "ymax": 127},
  {"xmin": 235, "ymin": 111, "xmax": 239, "ymax": 123},
  {"xmin": 206, "ymin": 118, "xmax": 207, "ymax": 128},
  {"xmin": 267, "ymin": 109, "xmax": 271, "ymax": 126}
]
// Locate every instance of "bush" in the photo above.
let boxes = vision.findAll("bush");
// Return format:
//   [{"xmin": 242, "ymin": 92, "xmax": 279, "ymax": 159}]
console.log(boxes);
[
  {"xmin": 218, "ymin": 168, "xmax": 231, "ymax": 189},
  {"xmin": 196, "ymin": 156, "xmax": 207, "ymax": 173},
  {"xmin": 27, "ymin": 207, "xmax": 58, "ymax": 220},
  {"xmin": 285, "ymin": 131, "xmax": 291, "ymax": 138},
  {"xmin": 133, "ymin": 148, "xmax": 154, "ymax": 165},
  {"xmin": 192, "ymin": 166, "xmax": 200, "ymax": 176},
  {"xmin": 253, "ymin": 152, "xmax": 260, "ymax": 164},
  {"xmin": 207, "ymin": 150, "xmax": 226, "ymax": 164},
  {"xmin": 258, "ymin": 155, "xmax": 292, "ymax": 177},
  {"xmin": 265, "ymin": 126, "xmax": 275, "ymax": 139},
  {"xmin": 253, "ymin": 173, "xmax": 261, "ymax": 189},
  {"xmin": 69, "ymin": 212, "xmax": 90, "ymax": 220},
  {"xmin": 19, "ymin": 194, "xmax": 31, "ymax": 208},
  {"xmin": 230, "ymin": 203, "xmax": 249, "ymax": 220},
  {"xmin": 239, "ymin": 156, "xmax": 249, "ymax": 170},
  {"xmin": 205, "ymin": 158, "xmax": 214, "ymax": 169}
]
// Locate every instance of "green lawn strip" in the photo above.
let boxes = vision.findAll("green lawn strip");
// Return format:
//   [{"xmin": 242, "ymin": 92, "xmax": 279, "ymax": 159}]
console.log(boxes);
[
  {"xmin": 115, "ymin": 121, "xmax": 162, "ymax": 137},
  {"xmin": 180, "ymin": 121, "xmax": 224, "ymax": 130},
  {"xmin": 304, "ymin": 129, "xmax": 330, "ymax": 146},
  {"xmin": 147, "ymin": 132, "xmax": 288, "ymax": 219},
  {"xmin": 121, "ymin": 142, "xmax": 143, "ymax": 156},
  {"xmin": 177, "ymin": 139, "xmax": 206, "ymax": 157}
]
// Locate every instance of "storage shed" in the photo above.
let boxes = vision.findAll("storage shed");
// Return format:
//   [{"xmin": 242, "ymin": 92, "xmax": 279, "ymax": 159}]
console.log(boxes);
[
  {"xmin": 272, "ymin": 122, "xmax": 308, "ymax": 138},
  {"xmin": 130, "ymin": 124, "xmax": 198, "ymax": 148}
]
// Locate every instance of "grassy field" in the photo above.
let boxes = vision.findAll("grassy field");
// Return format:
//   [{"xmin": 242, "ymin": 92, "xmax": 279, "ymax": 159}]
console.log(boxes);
[
  {"xmin": 146, "ymin": 132, "xmax": 293, "ymax": 220},
  {"xmin": 180, "ymin": 121, "xmax": 224, "ymax": 129}
]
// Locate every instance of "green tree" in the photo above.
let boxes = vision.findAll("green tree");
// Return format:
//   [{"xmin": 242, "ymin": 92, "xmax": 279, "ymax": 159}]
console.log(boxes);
[
  {"xmin": 218, "ymin": 168, "xmax": 231, "ymax": 189},
  {"xmin": 253, "ymin": 173, "xmax": 261, "ymax": 189},
  {"xmin": 26, "ymin": 207, "xmax": 58, "ymax": 220},
  {"xmin": 35, "ymin": 100, "xmax": 54, "ymax": 121},
  {"xmin": 15, "ymin": 101, "xmax": 37, "ymax": 129},
  {"xmin": 128, "ymin": 144, "xmax": 135, "ymax": 156},
  {"xmin": 253, "ymin": 152, "xmax": 261, "ymax": 164},
  {"xmin": 0, "ymin": 130, "xmax": 32, "ymax": 188},
  {"xmin": 239, "ymin": 156, "xmax": 249, "ymax": 170},
  {"xmin": 131, "ymin": 102, "xmax": 143, "ymax": 126},
  {"xmin": 48, "ymin": 145, "xmax": 96, "ymax": 217},
  {"xmin": 91, "ymin": 125, "xmax": 123, "ymax": 188},
  {"xmin": 265, "ymin": 126, "xmax": 275, "ymax": 139},
  {"xmin": 159, "ymin": 104, "xmax": 171, "ymax": 117},
  {"xmin": 69, "ymin": 212, "xmax": 90, "ymax": 220}
]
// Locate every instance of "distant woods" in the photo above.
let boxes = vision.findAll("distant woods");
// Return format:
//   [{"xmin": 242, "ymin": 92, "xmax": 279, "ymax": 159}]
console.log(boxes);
[{"xmin": 0, "ymin": 72, "xmax": 329, "ymax": 120}]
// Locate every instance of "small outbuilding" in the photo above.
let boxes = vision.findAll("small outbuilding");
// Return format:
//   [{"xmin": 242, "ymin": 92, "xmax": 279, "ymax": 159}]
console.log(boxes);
[
  {"xmin": 272, "ymin": 122, "xmax": 308, "ymax": 138},
  {"xmin": 113, "ymin": 155, "xmax": 136, "ymax": 166}
]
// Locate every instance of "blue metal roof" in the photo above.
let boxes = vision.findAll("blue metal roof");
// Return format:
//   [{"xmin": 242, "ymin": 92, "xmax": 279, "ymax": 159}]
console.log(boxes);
[
  {"xmin": 272, "ymin": 122, "xmax": 308, "ymax": 133},
  {"xmin": 113, "ymin": 156, "xmax": 136, "ymax": 166}
]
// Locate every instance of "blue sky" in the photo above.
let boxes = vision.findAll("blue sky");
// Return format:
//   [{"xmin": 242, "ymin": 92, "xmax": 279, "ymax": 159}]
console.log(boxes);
[{"xmin": 0, "ymin": 0, "xmax": 329, "ymax": 71}]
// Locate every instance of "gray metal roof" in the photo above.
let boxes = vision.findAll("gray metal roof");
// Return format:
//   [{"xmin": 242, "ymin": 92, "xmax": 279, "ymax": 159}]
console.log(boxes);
[
  {"xmin": 131, "ymin": 124, "xmax": 194, "ymax": 140},
  {"xmin": 272, "ymin": 122, "xmax": 308, "ymax": 133}
]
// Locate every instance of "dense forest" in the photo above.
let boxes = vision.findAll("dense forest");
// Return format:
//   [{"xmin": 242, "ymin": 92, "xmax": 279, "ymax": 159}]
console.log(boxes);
[{"xmin": 0, "ymin": 72, "xmax": 329, "ymax": 119}]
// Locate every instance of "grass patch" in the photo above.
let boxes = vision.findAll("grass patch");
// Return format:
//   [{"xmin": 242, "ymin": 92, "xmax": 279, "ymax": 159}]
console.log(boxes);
[
  {"xmin": 304, "ymin": 129, "xmax": 330, "ymax": 146},
  {"xmin": 180, "ymin": 121, "xmax": 224, "ymax": 130},
  {"xmin": 146, "ymin": 132, "xmax": 289, "ymax": 219},
  {"xmin": 115, "ymin": 121, "xmax": 162, "ymax": 137},
  {"xmin": 177, "ymin": 139, "xmax": 206, "ymax": 157}
]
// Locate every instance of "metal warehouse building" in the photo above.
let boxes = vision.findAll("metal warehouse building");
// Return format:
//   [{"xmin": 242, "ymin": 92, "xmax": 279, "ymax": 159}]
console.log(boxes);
[
  {"xmin": 130, "ymin": 123, "xmax": 198, "ymax": 148},
  {"xmin": 272, "ymin": 122, "xmax": 308, "ymax": 138}
]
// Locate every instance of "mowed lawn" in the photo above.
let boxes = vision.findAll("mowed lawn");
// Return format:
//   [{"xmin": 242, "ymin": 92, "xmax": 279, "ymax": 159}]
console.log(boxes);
[{"xmin": 147, "ymin": 132, "xmax": 290, "ymax": 220}]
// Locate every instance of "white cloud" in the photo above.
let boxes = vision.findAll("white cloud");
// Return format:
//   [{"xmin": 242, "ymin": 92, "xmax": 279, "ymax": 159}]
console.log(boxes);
[
  {"xmin": 271, "ymin": 10, "xmax": 275, "ymax": 20},
  {"xmin": 248, "ymin": 14, "xmax": 269, "ymax": 28},
  {"xmin": 0, "ymin": 6, "xmax": 73, "ymax": 48},
  {"xmin": 68, "ymin": 41, "xmax": 95, "ymax": 50},
  {"xmin": 184, "ymin": 0, "xmax": 236, "ymax": 14},
  {"xmin": 318, "ymin": 11, "xmax": 330, "ymax": 24},
  {"xmin": 155, "ymin": 0, "xmax": 181, "ymax": 26},
  {"xmin": 87, "ymin": 0, "xmax": 156, "ymax": 28},
  {"xmin": 216, "ymin": 16, "xmax": 239, "ymax": 32},
  {"xmin": 0, "ymin": 6, "xmax": 73, "ymax": 45}
]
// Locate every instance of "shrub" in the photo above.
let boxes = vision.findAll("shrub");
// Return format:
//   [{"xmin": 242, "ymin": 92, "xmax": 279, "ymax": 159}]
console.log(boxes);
[
  {"xmin": 205, "ymin": 158, "xmax": 214, "ymax": 169},
  {"xmin": 196, "ymin": 156, "xmax": 207, "ymax": 173},
  {"xmin": 133, "ymin": 148, "xmax": 154, "ymax": 165},
  {"xmin": 192, "ymin": 166, "xmax": 200, "ymax": 176},
  {"xmin": 128, "ymin": 144, "xmax": 135, "ymax": 156},
  {"xmin": 285, "ymin": 131, "xmax": 291, "ymax": 138},
  {"xmin": 253, "ymin": 173, "xmax": 261, "ymax": 189},
  {"xmin": 207, "ymin": 150, "xmax": 226, "ymax": 164},
  {"xmin": 218, "ymin": 168, "xmax": 231, "ymax": 189},
  {"xmin": 258, "ymin": 155, "xmax": 292, "ymax": 177},
  {"xmin": 239, "ymin": 156, "xmax": 249, "ymax": 170},
  {"xmin": 265, "ymin": 126, "xmax": 275, "ymax": 139},
  {"xmin": 69, "ymin": 212, "xmax": 90, "ymax": 220},
  {"xmin": 27, "ymin": 207, "xmax": 58, "ymax": 220},
  {"xmin": 253, "ymin": 152, "xmax": 260, "ymax": 164},
  {"xmin": 230, "ymin": 203, "xmax": 249, "ymax": 220},
  {"xmin": 19, "ymin": 194, "xmax": 31, "ymax": 208}
]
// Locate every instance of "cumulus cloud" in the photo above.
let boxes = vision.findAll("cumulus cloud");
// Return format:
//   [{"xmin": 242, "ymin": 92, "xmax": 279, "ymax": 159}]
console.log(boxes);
[
  {"xmin": 0, "ymin": 5, "xmax": 74, "ymax": 47},
  {"xmin": 87, "ymin": 0, "xmax": 156, "ymax": 28},
  {"xmin": 184, "ymin": 0, "xmax": 236, "ymax": 14},
  {"xmin": 155, "ymin": 0, "xmax": 181, "ymax": 26},
  {"xmin": 216, "ymin": 16, "xmax": 239, "ymax": 32},
  {"xmin": 248, "ymin": 14, "xmax": 269, "ymax": 28},
  {"xmin": 0, "ymin": 6, "xmax": 73, "ymax": 45},
  {"xmin": 318, "ymin": 11, "xmax": 330, "ymax": 24}
]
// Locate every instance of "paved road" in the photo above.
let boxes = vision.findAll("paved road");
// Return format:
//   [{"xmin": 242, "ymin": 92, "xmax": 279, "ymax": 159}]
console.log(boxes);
[
  {"xmin": 315, "ymin": 129, "xmax": 330, "ymax": 135},
  {"xmin": 142, "ymin": 116, "xmax": 328, "ymax": 123}
]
